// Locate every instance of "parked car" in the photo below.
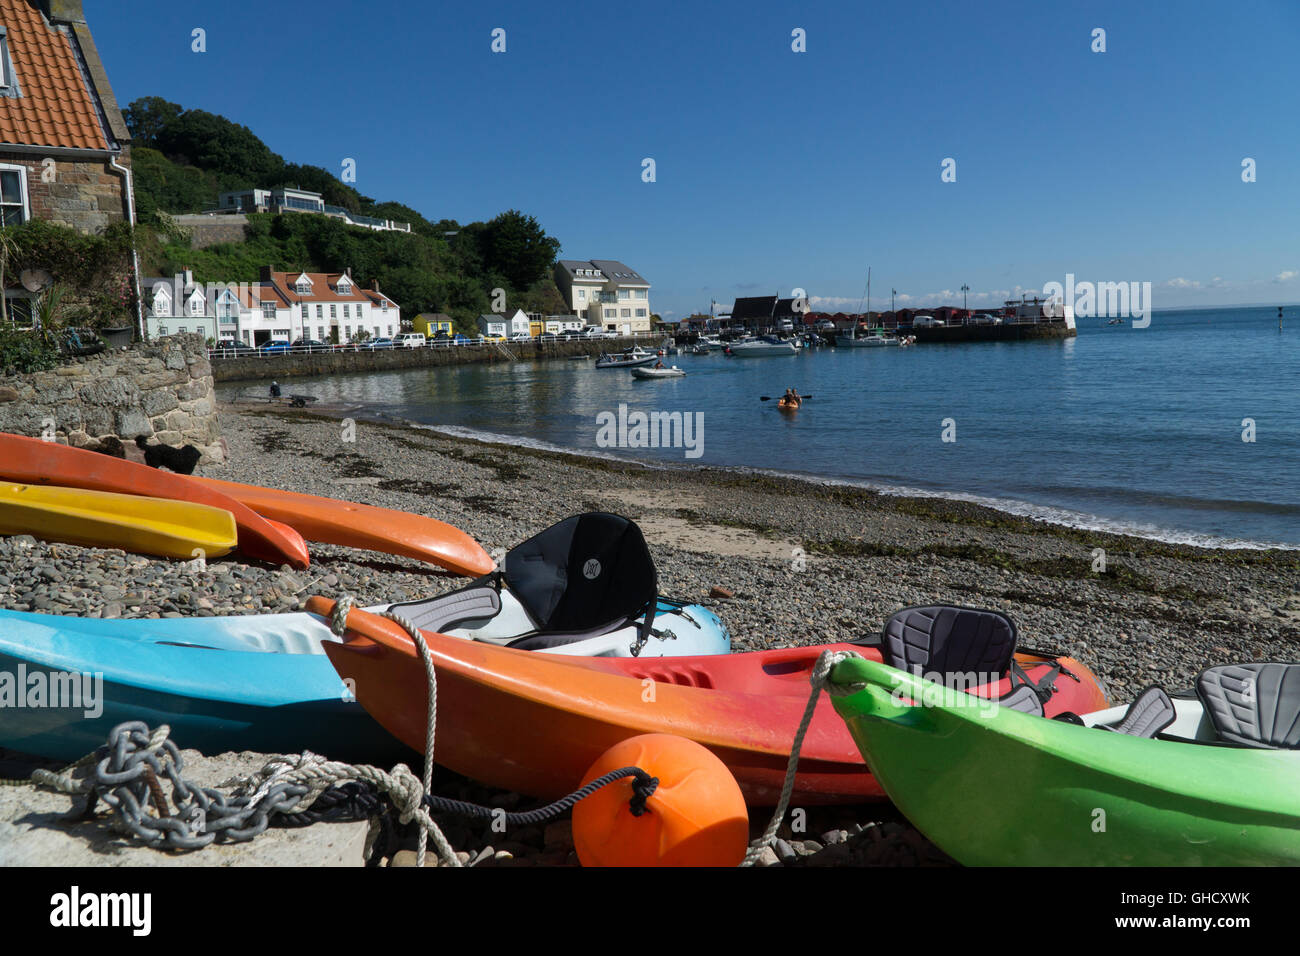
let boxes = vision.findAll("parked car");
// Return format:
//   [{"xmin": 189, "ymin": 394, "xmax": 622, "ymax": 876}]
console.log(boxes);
[
  {"xmin": 911, "ymin": 315, "xmax": 944, "ymax": 327},
  {"xmin": 582, "ymin": 327, "xmax": 609, "ymax": 338},
  {"xmin": 429, "ymin": 331, "xmax": 453, "ymax": 346},
  {"xmin": 509, "ymin": 332, "xmax": 533, "ymax": 343},
  {"xmin": 259, "ymin": 340, "xmax": 293, "ymax": 355},
  {"xmin": 815, "ymin": 318, "xmax": 836, "ymax": 331},
  {"xmin": 538, "ymin": 332, "xmax": 557, "ymax": 343},
  {"xmin": 453, "ymin": 333, "xmax": 473, "ymax": 345},
  {"xmin": 394, "ymin": 332, "xmax": 427, "ymax": 348},
  {"xmin": 291, "ymin": 338, "xmax": 330, "ymax": 353},
  {"xmin": 559, "ymin": 329, "xmax": 584, "ymax": 340},
  {"xmin": 969, "ymin": 313, "xmax": 1002, "ymax": 326},
  {"xmin": 212, "ymin": 341, "xmax": 257, "ymax": 357},
  {"xmin": 363, "ymin": 337, "xmax": 395, "ymax": 350}
]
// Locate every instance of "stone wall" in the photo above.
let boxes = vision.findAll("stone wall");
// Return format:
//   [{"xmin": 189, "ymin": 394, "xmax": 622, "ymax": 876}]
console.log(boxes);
[
  {"xmin": 210, "ymin": 336, "xmax": 656, "ymax": 383},
  {"xmin": 1, "ymin": 148, "xmax": 130, "ymax": 234},
  {"xmin": 173, "ymin": 214, "xmax": 252, "ymax": 249},
  {"xmin": 0, "ymin": 333, "xmax": 223, "ymax": 462}
]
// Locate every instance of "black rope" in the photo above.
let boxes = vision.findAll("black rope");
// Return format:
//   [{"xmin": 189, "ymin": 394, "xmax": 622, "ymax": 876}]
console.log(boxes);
[
  {"xmin": 423, "ymin": 766, "xmax": 659, "ymax": 824},
  {"xmin": 273, "ymin": 766, "xmax": 660, "ymax": 829}
]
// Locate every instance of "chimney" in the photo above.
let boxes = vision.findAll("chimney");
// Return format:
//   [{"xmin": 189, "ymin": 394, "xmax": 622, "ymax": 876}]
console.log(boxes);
[
  {"xmin": 38, "ymin": 2, "xmax": 87, "ymax": 25},
  {"xmin": 259, "ymin": 266, "xmax": 273, "ymax": 282},
  {"xmin": 372, "ymin": 279, "xmax": 379, "ymax": 292},
  {"xmin": 345, "ymin": 267, "xmax": 352, "ymax": 278}
]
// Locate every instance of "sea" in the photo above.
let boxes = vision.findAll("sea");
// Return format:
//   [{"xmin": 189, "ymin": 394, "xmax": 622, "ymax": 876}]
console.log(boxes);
[{"xmin": 220, "ymin": 307, "xmax": 1300, "ymax": 549}]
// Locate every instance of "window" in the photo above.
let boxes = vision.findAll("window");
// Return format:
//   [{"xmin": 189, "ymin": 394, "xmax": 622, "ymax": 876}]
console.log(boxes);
[
  {"xmin": 636, "ymin": 309, "xmax": 646, "ymax": 317},
  {"xmin": 387, "ymin": 326, "xmax": 394, "ymax": 336},
  {"xmin": 158, "ymin": 326, "xmax": 167, "ymax": 335},
  {"xmin": 605, "ymin": 308, "xmax": 615, "ymax": 318},
  {"xmin": 316, "ymin": 304, "xmax": 323, "ymax": 318},
  {"xmin": 337, "ymin": 278, "xmax": 352, "ymax": 294},
  {"xmin": 343, "ymin": 305, "xmax": 350, "ymax": 318},
  {"xmin": 577, "ymin": 289, "xmax": 586, "ymax": 301},
  {"xmin": 344, "ymin": 325, "xmax": 351, "ymax": 338},
  {"xmin": 296, "ymin": 280, "xmax": 311, "ymax": 294},
  {"xmin": 0, "ymin": 165, "xmax": 28, "ymax": 226},
  {"xmin": 634, "ymin": 289, "xmax": 647, "ymax": 299},
  {"xmin": 317, "ymin": 326, "xmax": 324, "ymax": 340},
  {"xmin": 330, "ymin": 305, "xmax": 337, "ymax": 318},
  {"xmin": 621, "ymin": 308, "xmax": 631, "ymax": 317},
  {"xmin": 301, "ymin": 304, "xmax": 308, "ymax": 319},
  {"xmin": 261, "ymin": 302, "xmax": 276, "ymax": 320},
  {"xmin": 188, "ymin": 296, "xmax": 202, "ymax": 315},
  {"xmin": 178, "ymin": 326, "xmax": 187, "ymax": 334},
  {"xmin": 618, "ymin": 289, "xmax": 629, "ymax": 300},
  {"xmin": 152, "ymin": 294, "xmax": 170, "ymax": 317}
]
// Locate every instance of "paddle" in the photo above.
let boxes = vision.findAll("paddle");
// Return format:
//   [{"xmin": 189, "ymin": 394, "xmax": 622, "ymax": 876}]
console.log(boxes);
[{"xmin": 760, "ymin": 394, "xmax": 814, "ymax": 401}]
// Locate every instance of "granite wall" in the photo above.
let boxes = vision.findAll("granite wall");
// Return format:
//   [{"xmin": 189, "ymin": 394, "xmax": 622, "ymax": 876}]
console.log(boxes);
[{"xmin": 0, "ymin": 333, "xmax": 223, "ymax": 462}]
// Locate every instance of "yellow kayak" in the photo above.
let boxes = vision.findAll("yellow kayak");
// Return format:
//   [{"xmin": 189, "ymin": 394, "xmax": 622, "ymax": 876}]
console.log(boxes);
[{"xmin": 0, "ymin": 483, "xmax": 238, "ymax": 560}]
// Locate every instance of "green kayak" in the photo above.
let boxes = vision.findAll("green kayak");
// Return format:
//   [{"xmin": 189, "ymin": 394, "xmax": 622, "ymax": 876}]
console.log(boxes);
[{"xmin": 829, "ymin": 656, "xmax": 1300, "ymax": 866}]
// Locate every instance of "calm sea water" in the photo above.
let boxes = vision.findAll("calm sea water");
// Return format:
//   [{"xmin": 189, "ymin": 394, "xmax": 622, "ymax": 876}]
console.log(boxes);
[{"xmin": 221, "ymin": 308, "xmax": 1300, "ymax": 548}]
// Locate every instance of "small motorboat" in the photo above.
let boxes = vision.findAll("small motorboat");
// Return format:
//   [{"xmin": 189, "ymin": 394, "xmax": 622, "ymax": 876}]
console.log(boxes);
[
  {"xmin": 836, "ymin": 330, "xmax": 898, "ymax": 347},
  {"xmin": 595, "ymin": 347, "xmax": 657, "ymax": 369},
  {"xmin": 631, "ymin": 365, "xmax": 686, "ymax": 379}
]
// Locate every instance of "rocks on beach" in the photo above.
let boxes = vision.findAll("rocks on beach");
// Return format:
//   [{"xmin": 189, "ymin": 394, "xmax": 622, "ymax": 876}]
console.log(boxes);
[{"xmin": 0, "ymin": 403, "xmax": 1296, "ymax": 866}]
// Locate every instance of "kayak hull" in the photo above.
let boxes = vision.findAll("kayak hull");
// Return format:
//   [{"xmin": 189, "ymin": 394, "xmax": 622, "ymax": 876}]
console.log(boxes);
[
  {"xmin": 314, "ymin": 599, "xmax": 1106, "ymax": 806},
  {"xmin": 0, "ymin": 483, "xmax": 238, "ymax": 559},
  {"xmin": 0, "ymin": 434, "xmax": 308, "ymax": 568},
  {"xmin": 190, "ymin": 475, "xmax": 493, "ymax": 576},
  {"xmin": 830, "ymin": 657, "xmax": 1300, "ymax": 865},
  {"xmin": 0, "ymin": 599, "xmax": 728, "ymax": 761}
]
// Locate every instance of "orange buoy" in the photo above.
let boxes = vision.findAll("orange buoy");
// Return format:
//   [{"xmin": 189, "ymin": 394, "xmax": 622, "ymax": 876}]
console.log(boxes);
[{"xmin": 572, "ymin": 734, "xmax": 749, "ymax": 867}]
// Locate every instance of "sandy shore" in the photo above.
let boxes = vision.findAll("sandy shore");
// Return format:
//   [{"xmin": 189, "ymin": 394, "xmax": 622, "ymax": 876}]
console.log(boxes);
[{"xmin": 2, "ymin": 401, "xmax": 1297, "ymax": 866}]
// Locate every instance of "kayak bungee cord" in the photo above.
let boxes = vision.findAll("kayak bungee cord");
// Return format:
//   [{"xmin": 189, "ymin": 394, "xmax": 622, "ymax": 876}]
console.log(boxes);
[
  {"xmin": 741, "ymin": 648, "xmax": 864, "ymax": 867},
  {"xmin": 14, "ymin": 593, "xmax": 660, "ymax": 865}
]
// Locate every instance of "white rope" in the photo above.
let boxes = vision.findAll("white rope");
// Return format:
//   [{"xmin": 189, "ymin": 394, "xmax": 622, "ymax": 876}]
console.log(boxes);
[{"xmin": 740, "ymin": 648, "xmax": 862, "ymax": 866}]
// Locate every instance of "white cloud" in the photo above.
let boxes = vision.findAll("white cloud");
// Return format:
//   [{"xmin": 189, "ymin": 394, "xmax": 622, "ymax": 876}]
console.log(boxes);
[
  {"xmin": 1274, "ymin": 270, "xmax": 1297, "ymax": 283},
  {"xmin": 1162, "ymin": 277, "xmax": 1200, "ymax": 289}
]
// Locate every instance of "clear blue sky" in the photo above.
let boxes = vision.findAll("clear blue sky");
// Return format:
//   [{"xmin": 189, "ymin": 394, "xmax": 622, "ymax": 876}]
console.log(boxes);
[{"xmin": 90, "ymin": 0, "xmax": 1300, "ymax": 319}]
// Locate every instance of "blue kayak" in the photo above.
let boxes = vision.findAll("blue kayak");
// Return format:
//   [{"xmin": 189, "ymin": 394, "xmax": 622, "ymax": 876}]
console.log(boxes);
[{"xmin": 0, "ymin": 598, "xmax": 729, "ymax": 762}]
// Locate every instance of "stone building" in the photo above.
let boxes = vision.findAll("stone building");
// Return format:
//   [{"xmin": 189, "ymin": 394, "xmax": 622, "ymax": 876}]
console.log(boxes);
[{"xmin": 0, "ymin": 0, "xmax": 133, "ymax": 322}]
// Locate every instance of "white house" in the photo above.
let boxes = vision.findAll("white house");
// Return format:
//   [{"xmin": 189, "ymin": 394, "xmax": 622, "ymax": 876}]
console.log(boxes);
[
  {"xmin": 554, "ymin": 259, "xmax": 652, "ymax": 334},
  {"xmin": 144, "ymin": 269, "xmax": 221, "ymax": 341},
  {"xmin": 477, "ymin": 313, "xmax": 507, "ymax": 338}
]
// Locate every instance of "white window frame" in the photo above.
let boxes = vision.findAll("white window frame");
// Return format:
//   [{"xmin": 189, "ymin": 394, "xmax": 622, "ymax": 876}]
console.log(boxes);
[
  {"xmin": 0, "ymin": 163, "xmax": 30, "ymax": 226},
  {"xmin": 261, "ymin": 302, "xmax": 276, "ymax": 320},
  {"xmin": 316, "ymin": 304, "xmax": 323, "ymax": 318}
]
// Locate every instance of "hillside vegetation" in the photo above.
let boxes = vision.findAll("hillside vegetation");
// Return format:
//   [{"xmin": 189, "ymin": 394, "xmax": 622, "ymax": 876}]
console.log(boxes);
[{"xmin": 126, "ymin": 97, "xmax": 567, "ymax": 330}]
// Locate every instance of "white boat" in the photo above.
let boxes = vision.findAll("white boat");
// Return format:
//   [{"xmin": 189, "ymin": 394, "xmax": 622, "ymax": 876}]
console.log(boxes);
[
  {"xmin": 631, "ymin": 365, "xmax": 686, "ymax": 379},
  {"xmin": 595, "ymin": 347, "xmax": 657, "ymax": 369},
  {"xmin": 725, "ymin": 335, "xmax": 798, "ymax": 356},
  {"xmin": 688, "ymin": 343, "xmax": 711, "ymax": 355},
  {"xmin": 836, "ymin": 330, "xmax": 899, "ymax": 348}
]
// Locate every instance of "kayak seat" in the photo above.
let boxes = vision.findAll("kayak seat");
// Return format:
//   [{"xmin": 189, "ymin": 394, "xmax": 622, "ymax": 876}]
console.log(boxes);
[
  {"xmin": 1197, "ymin": 663, "xmax": 1300, "ymax": 749},
  {"xmin": 385, "ymin": 587, "xmax": 502, "ymax": 634},
  {"xmin": 1107, "ymin": 685, "xmax": 1177, "ymax": 738},
  {"xmin": 881, "ymin": 605, "xmax": 1017, "ymax": 679},
  {"xmin": 998, "ymin": 684, "xmax": 1045, "ymax": 717}
]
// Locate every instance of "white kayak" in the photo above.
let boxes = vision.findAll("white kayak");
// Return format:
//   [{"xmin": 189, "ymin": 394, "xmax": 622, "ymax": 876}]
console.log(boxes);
[{"xmin": 631, "ymin": 365, "xmax": 686, "ymax": 379}]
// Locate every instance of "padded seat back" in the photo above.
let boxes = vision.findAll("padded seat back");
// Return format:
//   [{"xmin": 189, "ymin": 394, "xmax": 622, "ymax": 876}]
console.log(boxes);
[
  {"xmin": 386, "ymin": 587, "xmax": 502, "ymax": 635},
  {"xmin": 881, "ymin": 605, "xmax": 1017, "ymax": 679},
  {"xmin": 1197, "ymin": 663, "xmax": 1300, "ymax": 749}
]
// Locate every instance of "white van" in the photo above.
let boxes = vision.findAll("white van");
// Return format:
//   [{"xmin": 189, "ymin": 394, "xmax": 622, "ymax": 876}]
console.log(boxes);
[
  {"xmin": 394, "ymin": 332, "xmax": 427, "ymax": 348},
  {"xmin": 912, "ymin": 314, "xmax": 944, "ymax": 327},
  {"xmin": 776, "ymin": 318, "xmax": 795, "ymax": 333}
]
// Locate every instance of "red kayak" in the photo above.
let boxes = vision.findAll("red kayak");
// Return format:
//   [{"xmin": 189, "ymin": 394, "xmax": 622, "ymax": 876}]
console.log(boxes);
[
  {"xmin": 0, "ymin": 433, "xmax": 309, "ymax": 568},
  {"xmin": 311, "ymin": 598, "xmax": 1108, "ymax": 805}
]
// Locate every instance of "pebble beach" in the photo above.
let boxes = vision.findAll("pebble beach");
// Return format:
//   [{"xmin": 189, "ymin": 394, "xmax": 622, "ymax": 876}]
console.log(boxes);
[{"xmin": 2, "ymin": 401, "xmax": 1297, "ymax": 866}]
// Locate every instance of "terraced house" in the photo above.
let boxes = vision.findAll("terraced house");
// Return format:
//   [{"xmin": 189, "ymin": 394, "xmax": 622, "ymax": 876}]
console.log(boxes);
[
  {"xmin": 0, "ymin": 0, "xmax": 135, "ymax": 325},
  {"xmin": 242, "ymin": 268, "xmax": 400, "ymax": 346},
  {"xmin": 554, "ymin": 259, "xmax": 652, "ymax": 335}
]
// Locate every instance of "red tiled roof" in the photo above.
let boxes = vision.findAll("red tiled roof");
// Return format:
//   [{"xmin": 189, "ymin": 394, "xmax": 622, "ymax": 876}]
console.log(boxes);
[
  {"xmin": 0, "ymin": 0, "xmax": 110, "ymax": 150},
  {"xmin": 267, "ymin": 271, "xmax": 392, "ymax": 305}
]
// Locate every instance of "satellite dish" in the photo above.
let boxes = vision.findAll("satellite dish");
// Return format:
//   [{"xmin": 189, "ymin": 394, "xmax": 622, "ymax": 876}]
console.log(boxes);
[{"xmin": 20, "ymin": 269, "xmax": 52, "ymax": 292}]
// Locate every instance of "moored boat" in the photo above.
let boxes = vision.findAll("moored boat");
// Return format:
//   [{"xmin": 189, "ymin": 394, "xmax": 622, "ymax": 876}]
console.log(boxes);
[
  {"xmin": 630, "ymin": 365, "xmax": 686, "ymax": 379},
  {"xmin": 595, "ymin": 347, "xmax": 657, "ymax": 369},
  {"xmin": 725, "ymin": 336, "xmax": 798, "ymax": 356},
  {"xmin": 836, "ymin": 329, "xmax": 899, "ymax": 347}
]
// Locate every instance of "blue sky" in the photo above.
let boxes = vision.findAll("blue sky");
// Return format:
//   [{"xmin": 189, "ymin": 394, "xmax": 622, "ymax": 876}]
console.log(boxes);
[{"xmin": 91, "ymin": 0, "xmax": 1300, "ymax": 319}]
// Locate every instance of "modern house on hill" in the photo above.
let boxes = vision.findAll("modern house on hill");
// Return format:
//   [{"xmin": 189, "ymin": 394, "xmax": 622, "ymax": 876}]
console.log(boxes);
[
  {"xmin": 554, "ymin": 259, "xmax": 651, "ymax": 335},
  {"xmin": 214, "ymin": 186, "xmax": 411, "ymax": 233},
  {"xmin": 0, "ymin": 0, "xmax": 136, "ymax": 328}
]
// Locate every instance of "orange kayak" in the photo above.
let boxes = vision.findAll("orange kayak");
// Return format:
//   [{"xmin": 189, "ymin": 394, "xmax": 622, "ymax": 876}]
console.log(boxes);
[
  {"xmin": 0, "ymin": 433, "xmax": 309, "ymax": 568},
  {"xmin": 311, "ymin": 597, "xmax": 1107, "ymax": 805},
  {"xmin": 192, "ymin": 476, "xmax": 493, "ymax": 577}
]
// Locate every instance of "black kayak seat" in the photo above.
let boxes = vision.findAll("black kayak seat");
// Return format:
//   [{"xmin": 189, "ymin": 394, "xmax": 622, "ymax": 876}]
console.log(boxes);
[
  {"xmin": 998, "ymin": 684, "xmax": 1045, "ymax": 717},
  {"xmin": 881, "ymin": 605, "xmax": 1017, "ymax": 679},
  {"xmin": 1197, "ymin": 662, "xmax": 1300, "ymax": 749},
  {"xmin": 386, "ymin": 587, "xmax": 501, "ymax": 635},
  {"xmin": 1106, "ymin": 685, "xmax": 1177, "ymax": 739}
]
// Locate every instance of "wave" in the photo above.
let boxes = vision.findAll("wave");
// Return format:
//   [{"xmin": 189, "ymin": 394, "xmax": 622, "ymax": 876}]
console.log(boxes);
[{"xmin": 399, "ymin": 422, "xmax": 1299, "ymax": 551}]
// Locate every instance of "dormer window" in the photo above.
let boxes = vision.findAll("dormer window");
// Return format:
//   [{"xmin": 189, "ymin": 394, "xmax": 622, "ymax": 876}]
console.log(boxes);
[{"xmin": 337, "ymin": 276, "xmax": 352, "ymax": 294}]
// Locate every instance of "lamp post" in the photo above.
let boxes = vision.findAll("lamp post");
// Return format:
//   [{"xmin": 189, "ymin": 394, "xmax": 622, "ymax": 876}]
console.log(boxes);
[
  {"xmin": 891, "ymin": 288, "xmax": 897, "ymax": 313},
  {"xmin": 961, "ymin": 284, "xmax": 969, "ymax": 312}
]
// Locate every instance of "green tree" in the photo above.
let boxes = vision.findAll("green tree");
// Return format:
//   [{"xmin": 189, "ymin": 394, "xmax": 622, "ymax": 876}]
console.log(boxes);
[
  {"xmin": 479, "ymin": 210, "xmax": 560, "ymax": 292},
  {"xmin": 123, "ymin": 96, "xmax": 183, "ymax": 147}
]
